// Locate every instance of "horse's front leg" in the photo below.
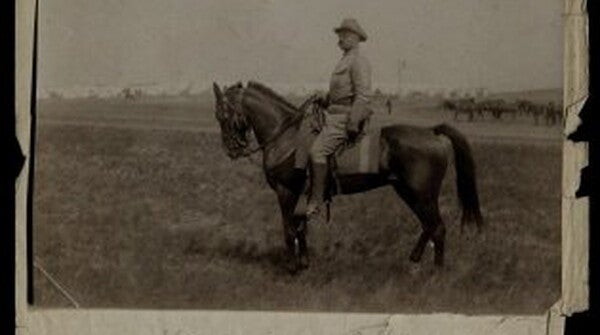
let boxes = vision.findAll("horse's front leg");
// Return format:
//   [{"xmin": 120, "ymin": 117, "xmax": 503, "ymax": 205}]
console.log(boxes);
[
  {"xmin": 294, "ymin": 215, "xmax": 309, "ymax": 269},
  {"xmin": 274, "ymin": 183, "xmax": 305, "ymax": 274}
]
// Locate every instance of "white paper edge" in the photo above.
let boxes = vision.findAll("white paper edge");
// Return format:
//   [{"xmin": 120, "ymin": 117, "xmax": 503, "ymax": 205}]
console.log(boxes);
[{"xmin": 15, "ymin": 0, "xmax": 588, "ymax": 334}]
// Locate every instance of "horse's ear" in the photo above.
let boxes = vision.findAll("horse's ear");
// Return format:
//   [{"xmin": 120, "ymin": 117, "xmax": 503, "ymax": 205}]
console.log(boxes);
[{"xmin": 213, "ymin": 82, "xmax": 223, "ymax": 106}]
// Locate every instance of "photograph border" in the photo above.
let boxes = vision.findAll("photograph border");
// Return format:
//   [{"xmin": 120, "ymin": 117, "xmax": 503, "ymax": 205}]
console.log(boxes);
[{"xmin": 15, "ymin": 0, "xmax": 588, "ymax": 334}]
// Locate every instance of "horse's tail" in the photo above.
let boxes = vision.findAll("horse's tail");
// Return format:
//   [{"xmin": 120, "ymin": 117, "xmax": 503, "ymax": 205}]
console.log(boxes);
[{"xmin": 433, "ymin": 124, "xmax": 484, "ymax": 229}]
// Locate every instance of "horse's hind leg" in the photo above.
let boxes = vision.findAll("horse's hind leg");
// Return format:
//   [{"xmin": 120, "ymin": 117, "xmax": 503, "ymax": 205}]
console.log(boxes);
[
  {"xmin": 409, "ymin": 230, "xmax": 430, "ymax": 263},
  {"xmin": 391, "ymin": 175, "xmax": 446, "ymax": 266},
  {"xmin": 430, "ymin": 207, "xmax": 446, "ymax": 267},
  {"xmin": 411, "ymin": 202, "xmax": 445, "ymax": 267},
  {"xmin": 391, "ymin": 182, "xmax": 437, "ymax": 264}
]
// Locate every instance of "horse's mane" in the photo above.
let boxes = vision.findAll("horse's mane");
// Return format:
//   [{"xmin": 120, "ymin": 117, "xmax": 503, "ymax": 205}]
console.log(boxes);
[{"xmin": 246, "ymin": 81, "xmax": 299, "ymax": 113}]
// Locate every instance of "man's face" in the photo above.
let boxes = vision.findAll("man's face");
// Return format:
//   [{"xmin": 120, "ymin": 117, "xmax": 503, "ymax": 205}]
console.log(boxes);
[{"xmin": 337, "ymin": 30, "xmax": 360, "ymax": 52}]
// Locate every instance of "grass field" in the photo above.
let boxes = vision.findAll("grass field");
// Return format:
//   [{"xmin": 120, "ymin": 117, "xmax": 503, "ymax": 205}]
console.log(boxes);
[{"xmin": 33, "ymin": 98, "xmax": 561, "ymax": 314}]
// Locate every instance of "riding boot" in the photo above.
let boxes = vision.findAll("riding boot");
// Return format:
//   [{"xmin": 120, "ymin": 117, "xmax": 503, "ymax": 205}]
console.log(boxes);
[
  {"xmin": 292, "ymin": 168, "xmax": 309, "ymax": 217},
  {"xmin": 306, "ymin": 163, "xmax": 328, "ymax": 224}
]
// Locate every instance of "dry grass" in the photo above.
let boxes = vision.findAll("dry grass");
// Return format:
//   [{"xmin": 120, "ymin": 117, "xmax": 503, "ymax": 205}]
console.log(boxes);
[{"xmin": 33, "ymin": 112, "xmax": 561, "ymax": 314}]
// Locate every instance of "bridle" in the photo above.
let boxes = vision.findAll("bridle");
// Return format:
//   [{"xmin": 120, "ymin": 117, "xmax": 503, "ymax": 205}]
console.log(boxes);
[{"xmin": 222, "ymin": 87, "xmax": 317, "ymax": 158}]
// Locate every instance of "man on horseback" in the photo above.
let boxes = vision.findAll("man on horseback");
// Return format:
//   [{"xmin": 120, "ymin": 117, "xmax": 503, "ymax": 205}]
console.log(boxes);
[
  {"xmin": 213, "ymin": 26, "xmax": 483, "ymax": 267},
  {"xmin": 306, "ymin": 18, "xmax": 373, "ymax": 223}
]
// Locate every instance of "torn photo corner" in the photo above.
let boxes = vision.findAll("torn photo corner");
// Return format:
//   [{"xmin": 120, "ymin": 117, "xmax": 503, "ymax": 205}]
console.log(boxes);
[{"xmin": 15, "ymin": 0, "xmax": 588, "ymax": 334}]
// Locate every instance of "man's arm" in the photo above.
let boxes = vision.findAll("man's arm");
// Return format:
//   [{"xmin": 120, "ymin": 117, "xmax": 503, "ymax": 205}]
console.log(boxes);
[
  {"xmin": 350, "ymin": 56, "xmax": 372, "ymax": 104},
  {"xmin": 315, "ymin": 91, "xmax": 330, "ymax": 108},
  {"xmin": 347, "ymin": 56, "xmax": 373, "ymax": 135}
]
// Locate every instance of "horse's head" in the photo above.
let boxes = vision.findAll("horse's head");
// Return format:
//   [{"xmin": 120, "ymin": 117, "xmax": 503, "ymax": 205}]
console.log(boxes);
[{"xmin": 213, "ymin": 82, "xmax": 252, "ymax": 159}]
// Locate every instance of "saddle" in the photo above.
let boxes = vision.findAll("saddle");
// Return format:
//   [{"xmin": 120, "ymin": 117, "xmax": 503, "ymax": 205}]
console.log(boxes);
[
  {"xmin": 294, "ymin": 104, "xmax": 380, "ymax": 176},
  {"xmin": 292, "ymin": 103, "xmax": 381, "ymax": 219}
]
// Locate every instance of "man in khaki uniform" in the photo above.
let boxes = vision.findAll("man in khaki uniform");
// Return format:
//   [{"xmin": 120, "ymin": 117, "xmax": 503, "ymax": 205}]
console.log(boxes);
[{"xmin": 307, "ymin": 18, "xmax": 373, "ymax": 222}]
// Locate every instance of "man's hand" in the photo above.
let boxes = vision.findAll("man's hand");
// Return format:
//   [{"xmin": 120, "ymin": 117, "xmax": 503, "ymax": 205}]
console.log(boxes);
[
  {"xmin": 346, "ymin": 116, "xmax": 360, "ymax": 142},
  {"xmin": 314, "ymin": 92, "xmax": 329, "ymax": 108},
  {"xmin": 346, "ymin": 122, "xmax": 360, "ymax": 142},
  {"xmin": 347, "ymin": 129, "xmax": 360, "ymax": 142}
]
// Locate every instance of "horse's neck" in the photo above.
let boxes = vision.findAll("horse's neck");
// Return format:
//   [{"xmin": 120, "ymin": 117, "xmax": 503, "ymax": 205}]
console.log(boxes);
[{"xmin": 244, "ymin": 93, "xmax": 298, "ymax": 145}]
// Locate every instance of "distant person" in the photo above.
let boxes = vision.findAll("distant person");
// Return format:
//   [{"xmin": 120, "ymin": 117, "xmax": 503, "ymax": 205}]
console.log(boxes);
[
  {"xmin": 307, "ymin": 18, "xmax": 373, "ymax": 224},
  {"xmin": 386, "ymin": 98, "xmax": 392, "ymax": 114}
]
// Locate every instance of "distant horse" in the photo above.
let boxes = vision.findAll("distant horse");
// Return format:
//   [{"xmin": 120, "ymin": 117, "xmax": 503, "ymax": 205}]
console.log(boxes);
[
  {"xmin": 516, "ymin": 100, "xmax": 533, "ymax": 118},
  {"xmin": 441, "ymin": 99, "xmax": 456, "ymax": 114},
  {"xmin": 122, "ymin": 88, "xmax": 136, "ymax": 101},
  {"xmin": 517, "ymin": 100, "xmax": 545, "ymax": 125},
  {"xmin": 479, "ymin": 99, "xmax": 514, "ymax": 120},
  {"xmin": 544, "ymin": 102, "xmax": 563, "ymax": 126},
  {"xmin": 443, "ymin": 98, "xmax": 482, "ymax": 121},
  {"xmin": 213, "ymin": 81, "xmax": 484, "ymax": 273}
]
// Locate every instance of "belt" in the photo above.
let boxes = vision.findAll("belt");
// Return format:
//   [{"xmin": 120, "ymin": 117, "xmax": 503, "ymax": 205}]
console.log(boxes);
[
  {"xmin": 330, "ymin": 96, "xmax": 353, "ymax": 106},
  {"xmin": 327, "ymin": 104, "xmax": 352, "ymax": 115}
]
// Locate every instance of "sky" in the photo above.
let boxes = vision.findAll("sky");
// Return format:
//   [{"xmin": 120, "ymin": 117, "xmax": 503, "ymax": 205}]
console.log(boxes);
[{"xmin": 38, "ymin": 0, "xmax": 563, "ymax": 95}]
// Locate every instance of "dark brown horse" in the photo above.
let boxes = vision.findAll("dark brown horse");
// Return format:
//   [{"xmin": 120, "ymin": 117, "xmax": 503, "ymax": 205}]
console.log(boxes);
[
  {"xmin": 213, "ymin": 81, "xmax": 483, "ymax": 273},
  {"xmin": 443, "ymin": 98, "xmax": 482, "ymax": 122}
]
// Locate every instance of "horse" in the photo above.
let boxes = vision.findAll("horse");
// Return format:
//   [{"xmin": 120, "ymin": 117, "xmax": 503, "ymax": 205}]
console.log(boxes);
[
  {"xmin": 443, "ymin": 98, "xmax": 483, "ymax": 122},
  {"xmin": 479, "ymin": 99, "xmax": 510, "ymax": 120},
  {"xmin": 544, "ymin": 102, "xmax": 563, "ymax": 126},
  {"xmin": 517, "ymin": 100, "xmax": 546, "ymax": 125},
  {"xmin": 122, "ymin": 88, "xmax": 136, "ymax": 101},
  {"xmin": 212, "ymin": 81, "xmax": 484, "ymax": 273},
  {"xmin": 516, "ymin": 99, "xmax": 533, "ymax": 118},
  {"xmin": 441, "ymin": 99, "xmax": 457, "ymax": 115}
]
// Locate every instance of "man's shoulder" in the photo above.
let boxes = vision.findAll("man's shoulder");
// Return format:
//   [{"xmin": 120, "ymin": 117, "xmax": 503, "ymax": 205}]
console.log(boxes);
[{"xmin": 350, "ymin": 52, "xmax": 371, "ymax": 69}]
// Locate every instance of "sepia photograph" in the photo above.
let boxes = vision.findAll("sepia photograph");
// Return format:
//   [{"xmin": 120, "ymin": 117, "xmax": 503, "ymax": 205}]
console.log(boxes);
[{"xmin": 32, "ymin": 0, "xmax": 564, "ymax": 314}]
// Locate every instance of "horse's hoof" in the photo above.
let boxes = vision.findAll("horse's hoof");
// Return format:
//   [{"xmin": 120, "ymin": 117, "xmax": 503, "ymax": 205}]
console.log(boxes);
[
  {"xmin": 408, "ymin": 262, "xmax": 421, "ymax": 276},
  {"xmin": 430, "ymin": 265, "xmax": 445, "ymax": 278},
  {"xmin": 460, "ymin": 226, "xmax": 479, "ymax": 241},
  {"xmin": 286, "ymin": 265, "xmax": 300, "ymax": 275},
  {"xmin": 307, "ymin": 213, "xmax": 327, "ymax": 226},
  {"xmin": 283, "ymin": 258, "xmax": 300, "ymax": 275},
  {"xmin": 409, "ymin": 252, "xmax": 422, "ymax": 263},
  {"xmin": 474, "ymin": 229, "xmax": 487, "ymax": 243},
  {"xmin": 299, "ymin": 255, "xmax": 310, "ymax": 270}
]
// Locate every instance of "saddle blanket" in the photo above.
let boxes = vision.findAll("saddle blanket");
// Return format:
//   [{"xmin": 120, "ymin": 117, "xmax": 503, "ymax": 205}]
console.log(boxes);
[
  {"xmin": 334, "ymin": 127, "xmax": 381, "ymax": 175},
  {"xmin": 293, "ymin": 114, "xmax": 381, "ymax": 175}
]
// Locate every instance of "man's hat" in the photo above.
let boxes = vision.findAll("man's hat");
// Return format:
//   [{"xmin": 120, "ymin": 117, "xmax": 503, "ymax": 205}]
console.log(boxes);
[{"xmin": 334, "ymin": 18, "xmax": 367, "ymax": 42}]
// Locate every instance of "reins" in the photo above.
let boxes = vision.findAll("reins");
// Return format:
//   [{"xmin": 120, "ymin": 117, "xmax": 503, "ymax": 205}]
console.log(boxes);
[{"xmin": 229, "ymin": 90, "xmax": 317, "ymax": 158}]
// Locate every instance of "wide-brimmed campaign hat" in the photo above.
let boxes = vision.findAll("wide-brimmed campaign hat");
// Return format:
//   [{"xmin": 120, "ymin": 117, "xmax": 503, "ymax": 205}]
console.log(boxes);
[
  {"xmin": 334, "ymin": 18, "xmax": 367, "ymax": 42},
  {"xmin": 333, "ymin": 18, "xmax": 367, "ymax": 42}
]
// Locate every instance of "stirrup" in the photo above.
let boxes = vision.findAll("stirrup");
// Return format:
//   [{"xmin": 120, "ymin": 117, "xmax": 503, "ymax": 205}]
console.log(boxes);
[
  {"xmin": 306, "ymin": 201, "xmax": 322, "ymax": 216},
  {"xmin": 306, "ymin": 201, "xmax": 330, "ymax": 224},
  {"xmin": 307, "ymin": 211, "xmax": 325, "ymax": 225}
]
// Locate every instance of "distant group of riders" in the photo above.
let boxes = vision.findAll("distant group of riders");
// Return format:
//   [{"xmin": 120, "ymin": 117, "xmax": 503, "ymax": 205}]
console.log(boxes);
[
  {"xmin": 442, "ymin": 97, "xmax": 562, "ymax": 126},
  {"xmin": 121, "ymin": 88, "xmax": 143, "ymax": 101}
]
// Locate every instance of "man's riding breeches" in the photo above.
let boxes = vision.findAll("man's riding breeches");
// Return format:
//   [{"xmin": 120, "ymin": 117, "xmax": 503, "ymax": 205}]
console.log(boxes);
[{"xmin": 309, "ymin": 112, "xmax": 348, "ymax": 164}]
